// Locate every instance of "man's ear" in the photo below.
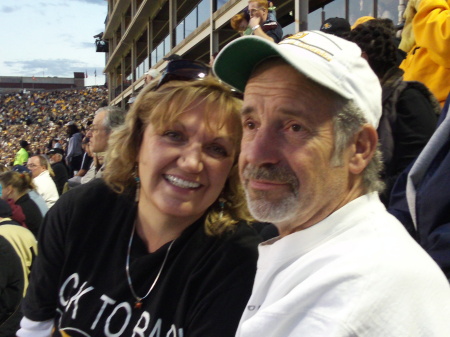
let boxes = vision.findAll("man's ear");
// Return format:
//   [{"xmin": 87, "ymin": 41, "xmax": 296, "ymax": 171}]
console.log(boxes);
[{"xmin": 348, "ymin": 124, "xmax": 378, "ymax": 175}]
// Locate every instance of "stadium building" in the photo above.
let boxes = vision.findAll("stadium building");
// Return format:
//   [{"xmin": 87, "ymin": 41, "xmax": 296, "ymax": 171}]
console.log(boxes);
[
  {"xmin": 0, "ymin": 73, "xmax": 86, "ymax": 93},
  {"xmin": 102, "ymin": 0, "xmax": 403, "ymax": 107}
]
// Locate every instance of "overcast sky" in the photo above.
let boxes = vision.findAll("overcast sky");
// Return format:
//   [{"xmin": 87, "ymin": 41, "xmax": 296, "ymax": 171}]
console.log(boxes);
[{"xmin": 0, "ymin": 0, "xmax": 108, "ymax": 86}]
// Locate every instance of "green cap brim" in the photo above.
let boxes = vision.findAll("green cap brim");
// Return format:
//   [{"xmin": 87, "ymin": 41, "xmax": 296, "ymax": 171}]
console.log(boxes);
[{"xmin": 213, "ymin": 36, "xmax": 280, "ymax": 92}]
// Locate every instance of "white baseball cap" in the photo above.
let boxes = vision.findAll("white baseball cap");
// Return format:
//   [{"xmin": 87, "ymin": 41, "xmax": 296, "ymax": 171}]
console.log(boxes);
[
  {"xmin": 213, "ymin": 31, "xmax": 382, "ymax": 127},
  {"xmin": 145, "ymin": 69, "xmax": 160, "ymax": 78}
]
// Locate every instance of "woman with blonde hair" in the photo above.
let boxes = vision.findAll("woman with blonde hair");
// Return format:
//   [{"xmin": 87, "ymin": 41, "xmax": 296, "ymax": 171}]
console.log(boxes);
[
  {"xmin": 0, "ymin": 171, "xmax": 43, "ymax": 237},
  {"xmin": 18, "ymin": 60, "xmax": 260, "ymax": 337}
]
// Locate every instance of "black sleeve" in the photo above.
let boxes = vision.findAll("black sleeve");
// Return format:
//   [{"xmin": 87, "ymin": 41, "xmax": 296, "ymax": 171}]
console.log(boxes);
[
  {"xmin": 185, "ymin": 225, "xmax": 259, "ymax": 337},
  {"xmin": 20, "ymin": 200, "xmax": 43, "ymax": 238},
  {"xmin": 21, "ymin": 194, "xmax": 70, "ymax": 321}
]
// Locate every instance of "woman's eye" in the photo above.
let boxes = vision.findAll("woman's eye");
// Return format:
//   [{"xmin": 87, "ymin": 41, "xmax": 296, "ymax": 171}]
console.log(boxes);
[
  {"xmin": 163, "ymin": 130, "xmax": 184, "ymax": 141},
  {"xmin": 207, "ymin": 144, "xmax": 228, "ymax": 157}
]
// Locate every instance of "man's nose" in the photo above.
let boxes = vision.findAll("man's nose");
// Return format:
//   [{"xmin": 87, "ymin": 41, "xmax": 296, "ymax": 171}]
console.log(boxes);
[{"xmin": 242, "ymin": 128, "xmax": 280, "ymax": 166}]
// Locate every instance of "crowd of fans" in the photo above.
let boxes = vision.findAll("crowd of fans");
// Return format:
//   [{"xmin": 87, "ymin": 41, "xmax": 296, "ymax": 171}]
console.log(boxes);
[{"xmin": 0, "ymin": 87, "xmax": 108, "ymax": 167}]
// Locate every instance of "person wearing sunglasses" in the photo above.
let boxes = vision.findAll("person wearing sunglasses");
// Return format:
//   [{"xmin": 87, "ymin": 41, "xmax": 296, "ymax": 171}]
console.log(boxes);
[{"xmin": 17, "ymin": 60, "xmax": 261, "ymax": 337}]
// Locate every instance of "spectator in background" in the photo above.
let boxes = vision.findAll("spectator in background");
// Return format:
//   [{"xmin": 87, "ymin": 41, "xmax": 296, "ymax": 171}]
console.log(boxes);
[
  {"xmin": 351, "ymin": 15, "xmax": 375, "ymax": 29},
  {"xmin": 80, "ymin": 137, "xmax": 93, "ymax": 173},
  {"xmin": 389, "ymin": 94, "xmax": 450, "ymax": 281},
  {"xmin": 214, "ymin": 30, "xmax": 450, "ymax": 336},
  {"xmin": 0, "ymin": 234, "xmax": 24, "ymax": 337},
  {"xmin": 82, "ymin": 106, "xmax": 127, "ymax": 183},
  {"xmin": 65, "ymin": 122, "xmax": 84, "ymax": 177},
  {"xmin": 320, "ymin": 17, "xmax": 351, "ymax": 37},
  {"xmin": 13, "ymin": 141, "xmax": 30, "ymax": 166},
  {"xmin": 0, "ymin": 169, "xmax": 5, "ymax": 213},
  {"xmin": 0, "ymin": 223, "xmax": 37, "ymax": 337},
  {"xmin": 67, "ymin": 136, "xmax": 93, "ymax": 189},
  {"xmin": 47, "ymin": 148, "xmax": 69, "ymax": 196},
  {"xmin": 399, "ymin": 0, "xmax": 450, "ymax": 107},
  {"xmin": 346, "ymin": 19, "xmax": 440, "ymax": 204},
  {"xmin": 48, "ymin": 137, "xmax": 62, "ymax": 150},
  {"xmin": 0, "ymin": 171, "xmax": 43, "ymax": 237},
  {"xmin": 11, "ymin": 165, "xmax": 48, "ymax": 218},
  {"xmin": 352, "ymin": 16, "xmax": 406, "ymax": 66},
  {"xmin": 144, "ymin": 69, "xmax": 160, "ymax": 86},
  {"xmin": 127, "ymin": 95, "xmax": 137, "ymax": 107},
  {"xmin": 0, "ymin": 198, "xmax": 20, "ymax": 226},
  {"xmin": 231, "ymin": 2, "xmax": 278, "ymax": 36},
  {"xmin": 231, "ymin": 10, "xmax": 252, "ymax": 36},
  {"xmin": 1, "ymin": 87, "xmax": 107, "ymax": 166},
  {"xmin": 26, "ymin": 155, "xmax": 59, "ymax": 209},
  {"xmin": 247, "ymin": 0, "xmax": 283, "ymax": 42}
]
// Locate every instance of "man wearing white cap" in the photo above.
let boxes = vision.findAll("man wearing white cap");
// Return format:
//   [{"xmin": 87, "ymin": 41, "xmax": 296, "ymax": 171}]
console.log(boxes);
[
  {"xmin": 144, "ymin": 68, "xmax": 160, "ymax": 86},
  {"xmin": 214, "ymin": 32, "xmax": 450, "ymax": 336}
]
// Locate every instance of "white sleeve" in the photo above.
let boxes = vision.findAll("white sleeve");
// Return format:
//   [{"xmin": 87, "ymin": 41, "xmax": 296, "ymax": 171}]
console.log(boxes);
[{"xmin": 16, "ymin": 316, "xmax": 54, "ymax": 337}]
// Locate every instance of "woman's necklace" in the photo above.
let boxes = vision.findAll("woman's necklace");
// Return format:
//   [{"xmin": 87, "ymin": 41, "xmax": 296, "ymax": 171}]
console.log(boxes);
[{"xmin": 125, "ymin": 222, "xmax": 176, "ymax": 309}]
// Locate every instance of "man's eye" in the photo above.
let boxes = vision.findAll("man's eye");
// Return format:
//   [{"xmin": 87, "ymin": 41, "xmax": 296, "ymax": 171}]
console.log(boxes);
[
  {"xmin": 291, "ymin": 124, "xmax": 302, "ymax": 132},
  {"xmin": 244, "ymin": 121, "xmax": 256, "ymax": 130}
]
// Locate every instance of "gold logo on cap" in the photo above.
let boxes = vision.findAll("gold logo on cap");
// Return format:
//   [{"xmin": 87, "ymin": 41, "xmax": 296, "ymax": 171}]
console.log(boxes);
[{"xmin": 279, "ymin": 32, "xmax": 333, "ymax": 61}]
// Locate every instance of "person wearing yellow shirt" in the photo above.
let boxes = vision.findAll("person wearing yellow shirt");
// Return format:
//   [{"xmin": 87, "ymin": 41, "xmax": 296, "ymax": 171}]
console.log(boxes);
[
  {"xmin": 399, "ymin": 0, "xmax": 450, "ymax": 107},
  {"xmin": 13, "ymin": 140, "xmax": 30, "ymax": 166}
]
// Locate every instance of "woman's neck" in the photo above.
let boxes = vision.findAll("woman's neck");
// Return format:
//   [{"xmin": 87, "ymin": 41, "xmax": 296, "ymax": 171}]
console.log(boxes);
[
  {"xmin": 135, "ymin": 206, "xmax": 202, "ymax": 253},
  {"xmin": 11, "ymin": 190, "xmax": 27, "ymax": 202}
]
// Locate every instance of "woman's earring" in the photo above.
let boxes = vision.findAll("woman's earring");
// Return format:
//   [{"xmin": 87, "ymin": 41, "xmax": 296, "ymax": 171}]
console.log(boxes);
[
  {"xmin": 219, "ymin": 197, "xmax": 226, "ymax": 220},
  {"xmin": 134, "ymin": 165, "xmax": 140, "ymax": 202}
]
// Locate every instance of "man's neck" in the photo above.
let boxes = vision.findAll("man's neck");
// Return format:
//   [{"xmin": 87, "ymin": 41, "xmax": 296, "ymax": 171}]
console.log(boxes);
[
  {"xmin": 35, "ymin": 170, "xmax": 48, "ymax": 178},
  {"xmin": 278, "ymin": 183, "xmax": 367, "ymax": 237}
]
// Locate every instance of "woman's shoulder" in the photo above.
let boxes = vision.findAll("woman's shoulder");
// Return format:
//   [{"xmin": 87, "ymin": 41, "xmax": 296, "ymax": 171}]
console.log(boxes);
[
  {"xmin": 16, "ymin": 192, "xmax": 32, "ymax": 204},
  {"xmin": 209, "ymin": 221, "xmax": 261, "ymax": 261},
  {"xmin": 54, "ymin": 179, "xmax": 134, "ymax": 214},
  {"xmin": 42, "ymin": 180, "xmax": 136, "ymax": 240}
]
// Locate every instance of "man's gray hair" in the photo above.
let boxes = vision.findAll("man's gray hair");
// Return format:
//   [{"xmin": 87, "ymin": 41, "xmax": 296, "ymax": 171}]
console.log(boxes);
[
  {"xmin": 96, "ymin": 106, "xmax": 127, "ymax": 132},
  {"xmin": 331, "ymin": 99, "xmax": 385, "ymax": 193}
]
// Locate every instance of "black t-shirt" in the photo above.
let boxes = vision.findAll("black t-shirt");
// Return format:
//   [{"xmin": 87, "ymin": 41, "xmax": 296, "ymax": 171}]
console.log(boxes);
[
  {"xmin": 23, "ymin": 180, "xmax": 260, "ymax": 336},
  {"xmin": 80, "ymin": 152, "xmax": 93, "ymax": 171},
  {"xmin": 15, "ymin": 194, "xmax": 43, "ymax": 237},
  {"xmin": 51, "ymin": 161, "xmax": 69, "ymax": 196}
]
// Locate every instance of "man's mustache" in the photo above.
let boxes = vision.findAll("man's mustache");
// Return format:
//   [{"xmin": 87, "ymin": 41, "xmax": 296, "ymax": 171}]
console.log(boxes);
[{"xmin": 242, "ymin": 164, "xmax": 299, "ymax": 188}]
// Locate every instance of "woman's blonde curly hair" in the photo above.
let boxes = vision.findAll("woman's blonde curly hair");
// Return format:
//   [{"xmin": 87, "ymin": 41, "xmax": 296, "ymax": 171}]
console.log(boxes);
[{"xmin": 103, "ymin": 76, "xmax": 253, "ymax": 235}]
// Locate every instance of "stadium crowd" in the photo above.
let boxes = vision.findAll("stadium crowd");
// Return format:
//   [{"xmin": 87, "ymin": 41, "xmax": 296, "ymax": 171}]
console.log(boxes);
[{"xmin": 0, "ymin": 87, "xmax": 107, "ymax": 167}]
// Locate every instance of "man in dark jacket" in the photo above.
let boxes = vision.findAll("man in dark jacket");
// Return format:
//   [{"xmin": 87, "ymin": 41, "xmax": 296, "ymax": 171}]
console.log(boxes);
[{"xmin": 389, "ymin": 94, "xmax": 450, "ymax": 281}]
